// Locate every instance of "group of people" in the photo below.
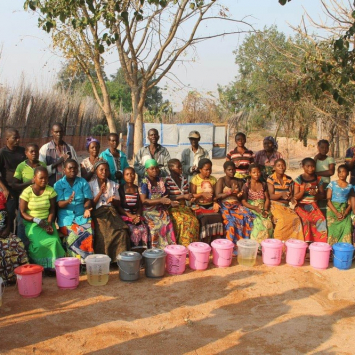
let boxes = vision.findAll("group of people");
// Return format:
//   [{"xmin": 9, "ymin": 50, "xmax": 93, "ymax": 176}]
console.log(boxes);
[{"xmin": 0, "ymin": 124, "xmax": 354, "ymax": 284}]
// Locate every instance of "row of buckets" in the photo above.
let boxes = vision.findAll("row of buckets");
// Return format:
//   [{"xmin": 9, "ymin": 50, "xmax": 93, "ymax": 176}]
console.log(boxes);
[{"xmin": 8, "ymin": 238, "xmax": 355, "ymax": 299}]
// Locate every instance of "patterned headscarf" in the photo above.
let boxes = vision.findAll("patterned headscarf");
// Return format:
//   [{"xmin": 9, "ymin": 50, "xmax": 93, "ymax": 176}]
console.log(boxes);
[
  {"xmin": 86, "ymin": 136, "xmax": 100, "ymax": 150},
  {"xmin": 93, "ymin": 159, "xmax": 109, "ymax": 171},
  {"xmin": 264, "ymin": 136, "xmax": 278, "ymax": 150}
]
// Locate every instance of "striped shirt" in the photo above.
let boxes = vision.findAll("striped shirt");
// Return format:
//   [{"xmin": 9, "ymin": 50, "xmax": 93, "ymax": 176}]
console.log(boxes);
[
  {"xmin": 294, "ymin": 175, "xmax": 322, "ymax": 204},
  {"xmin": 226, "ymin": 147, "xmax": 254, "ymax": 178},
  {"xmin": 119, "ymin": 185, "xmax": 140, "ymax": 213},
  {"xmin": 165, "ymin": 175, "xmax": 189, "ymax": 198},
  {"xmin": 20, "ymin": 185, "xmax": 57, "ymax": 219},
  {"xmin": 267, "ymin": 173, "xmax": 293, "ymax": 203}
]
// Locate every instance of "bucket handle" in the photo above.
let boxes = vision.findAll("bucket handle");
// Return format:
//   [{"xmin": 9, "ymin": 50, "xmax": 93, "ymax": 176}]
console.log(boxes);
[
  {"xmin": 118, "ymin": 265, "xmax": 140, "ymax": 276},
  {"xmin": 333, "ymin": 255, "xmax": 355, "ymax": 263},
  {"xmin": 216, "ymin": 255, "xmax": 232, "ymax": 261},
  {"xmin": 57, "ymin": 271, "xmax": 79, "ymax": 281}
]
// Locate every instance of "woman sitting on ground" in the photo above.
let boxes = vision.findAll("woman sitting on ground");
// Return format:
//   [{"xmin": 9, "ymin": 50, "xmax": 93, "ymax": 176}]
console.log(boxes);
[
  {"xmin": 80, "ymin": 137, "xmax": 101, "ymax": 182},
  {"xmin": 54, "ymin": 159, "xmax": 94, "ymax": 263},
  {"xmin": 190, "ymin": 158, "xmax": 224, "ymax": 244},
  {"xmin": 255, "ymin": 136, "xmax": 283, "ymax": 181},
  {"xmin": 294, "ymin": 157, "xmax": 327, "ymax": 243},
  {"xmin": 242, "ymin": 164, "xmax": 274, "ymax": 244},
  {"xmin": 327, "ymin": 164, "xmax": 352, "ymax": 245},
  {"xmin": 19, "ymin": 166, "xmax": 65, "ymax": 273},
  {"xmin": 216, "ymin": 161, "xmax": 253, "ymax": 253},
  {"xmin": 118, "ymin": 167, "xmax": 149, "ymax": 251},
  {"xmin": 165, "ymin": 159, "xmax": 200, "ymax": 247},
  {"xmin": 139, "ymin": 159, "xmax": 176, "ymax": 249},
  {"xmin": 89, "ymin": 160, "xmax": 130, "ymax": 260},
  {"xmin": 0, "ymin": 189, "xmax": 28, "ymax": 285},
  {"xmin": 267, "ymin": 159, "xmax": 304, "ymax": 242}
]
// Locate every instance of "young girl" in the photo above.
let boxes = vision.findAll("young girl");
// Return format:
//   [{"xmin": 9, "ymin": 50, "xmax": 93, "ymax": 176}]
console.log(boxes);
[
  {"xmin": 226, "ymin": 132, "xmax": 254, "ymax": 181},
  {"xmin": 165, "ymin": 159, "xmax": 200, "ymax": 247},
  {"xmin": 118, "ymin": 167, "xmax": 149, "ymax": 251},
  {"xmin": 314, "ymin": 139, "xmax": 336, "ymax": 216},
  {"xmin": 140, "ymin": 159, "xmax": 176, "ymax": 249},
  {"xmin": 190, "ymin": 158, "xmax": 224, "ymax": 244},
  {"xmin": 216, "ymin": 161, "xmax": 253, "ymax": 252},
  {"xmin": 267, "ymin": 159, "xmax": 304, "ymax": 241},
  {"xmin": 294, "ymin": 158, "xmax": 327, "ymax": 243},
  {"xmin": 242, "ymin": 164, "xmax": 273, "ymax": 244},
  {"xmin": 327, "ymin": 165, "xmax": 352, "ymax": 245}
]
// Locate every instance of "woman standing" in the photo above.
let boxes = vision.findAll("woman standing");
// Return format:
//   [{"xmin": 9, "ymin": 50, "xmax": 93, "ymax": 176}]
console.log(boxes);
[
  {"xmin": 118, "ymin": 167, "xmax": 149, "ymax": 251},
  {"xmin": 226, "ymin": 132, "xmax": 254, "ymax": 181},
  {"xmin": 166, "ymin": 159, "xmax": 200, "ymax": 247},
  {"xmin": 255, "ymin": 136, "xmax": 283, "ymax": 181},
  {"xmin": 19, "ymin": 166, "xmax": 65, "ymax": 272},
  {"xmin": 80, "ymin": 137, "xmax": 101, "ymax": 182},
  {"xmin": 267, "ymin": 159, "xmax": 304, "ymax": 241},
  {"xmin": 190, "ymin": 158, "xmax": 224, "ymax": 244},
  {"xmin": 99, "ymin": 133, "xmax": 129, "ymax": 184},
  {"xmin": 89, "ymin": 160, "xmax": 130, "ymax": 260},
  {"xmin": 216, "ymin": 161, "xmax": 253, "ymax": 250},
  {"xmin": 140, "ymin": 159, "xmax": 176, "ymax": 249},
  {"xmin": 54, "ymin": 160, "xmax": 94, "ymax": 263}
]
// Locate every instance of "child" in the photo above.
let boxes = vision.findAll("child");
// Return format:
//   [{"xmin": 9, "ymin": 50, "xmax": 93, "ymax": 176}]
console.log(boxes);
[
  {"xmin": 118, "ymin": 167, "xmax": 149, "ymax": 251},
  {"xmin": 226, "ymin": 132, "xmax": 254, "ymax": 181},
  {"xmin": 314, "ymin": 139, "xmax": 335, "ymax": 216},
  {"xmin": 0, "ymin": 190, "xmax": 28, "ymax": 285},
  {"xmin": 242, "ymin": 164, "xmax": 273, "ymax": 244},
  {"xmin": 165, "ymin": 159, "xmax": 200, "ymax": 247},
  {"xmin": 327, "ymin": 165, "xmax": 352, "ymax": 245},
  {"xmin": 294, "ymin": 158, "xmax": 327, "ymax": 243}
]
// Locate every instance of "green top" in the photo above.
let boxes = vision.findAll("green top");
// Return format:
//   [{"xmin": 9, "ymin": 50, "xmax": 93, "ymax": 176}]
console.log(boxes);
[
  {"xmin": 20, "ymin": 185, "xmax": 57, "ymax": 219},
  {"xmin": 14, "ymin": 161, "xmax": 47, "ymax": 183}
]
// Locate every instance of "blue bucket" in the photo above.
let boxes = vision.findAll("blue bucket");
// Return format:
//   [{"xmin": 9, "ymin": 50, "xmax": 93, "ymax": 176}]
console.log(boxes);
[{"xmin": 332, "ymin": 243, "xmax": 354, "ymax": 270}]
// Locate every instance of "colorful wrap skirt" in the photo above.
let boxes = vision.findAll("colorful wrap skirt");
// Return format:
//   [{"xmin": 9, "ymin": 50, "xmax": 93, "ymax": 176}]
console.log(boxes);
[
  {"xmin": 248, "ymin": 199, "xmax": 273, "ymax": 244},
  {"xmin": 327, "ymin": 202, "xmax": 352, "ymax": 245}
]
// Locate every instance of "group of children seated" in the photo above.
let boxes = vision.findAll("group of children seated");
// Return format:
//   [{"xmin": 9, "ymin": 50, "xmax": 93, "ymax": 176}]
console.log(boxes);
[{"xmin": 0, "ymin": 132, "xmax": 353, "ymax": 286}]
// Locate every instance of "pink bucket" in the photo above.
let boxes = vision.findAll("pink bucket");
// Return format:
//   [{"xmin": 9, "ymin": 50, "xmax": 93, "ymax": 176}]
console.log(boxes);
[
  {"xmin": 309, "ymin": 242, "xmax": 332, "ymax": 270},
  {"xmin": 285, "ymin": 239, "xmax": 308, "ymax": 267},
  {"xmin": 261, "ymin": 239, "xmax": 283, "ymax": 266},
  {"xmin": 165, "ymin": 245, "xmax": 187, "ymax": 275},
  {"xmin": 55, "ymin": 257, "xmax": 81, "ymax": 289},
  {"xmin": 188, "ymin": 242, "xmax": 211, "ymax": 270},
  {"xmin": 211, "ymin": 239, "xmax": 234, "ymax": 267},
  {"xmin": 14, "ymin": 264, "xmax": 44, "ymax": 298}
]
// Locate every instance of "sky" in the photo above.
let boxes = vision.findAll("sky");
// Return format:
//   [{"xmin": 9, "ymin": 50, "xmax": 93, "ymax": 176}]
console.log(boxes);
[{"xmin": 0, "ymin": 0, "xmax": 328, "ymax": 111}]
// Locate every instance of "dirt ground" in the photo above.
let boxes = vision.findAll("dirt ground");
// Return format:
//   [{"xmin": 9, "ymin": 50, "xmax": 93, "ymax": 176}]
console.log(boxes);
[
  {"xmin": 1, "ymin": 134, "xmax": 354, "ymax": 354},
  {"xmin": 1, "ymin": 259, "xmax": 355, "ymax": 354}
]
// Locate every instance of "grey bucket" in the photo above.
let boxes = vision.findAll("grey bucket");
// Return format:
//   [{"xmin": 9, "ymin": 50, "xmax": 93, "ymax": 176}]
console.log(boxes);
[
  {"xmin": 117, "ymin": 251, "xmax": 142, "ymax": 282},
  {"xmin": 143, "ymin": 249, "xmax": 166, "ymax": 278}
]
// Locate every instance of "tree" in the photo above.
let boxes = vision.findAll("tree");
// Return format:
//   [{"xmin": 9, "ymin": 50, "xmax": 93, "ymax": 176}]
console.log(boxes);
[
  {"xmin": 91, "ymin": 123, "xmax": 109, "ymax": 145},
  {"xmin": 24, "ymin": 0, "xmax": 253, "ymax": 153}
]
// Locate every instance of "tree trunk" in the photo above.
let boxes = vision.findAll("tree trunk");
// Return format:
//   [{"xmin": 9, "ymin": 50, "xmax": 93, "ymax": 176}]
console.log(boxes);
[{"xmin": 132, "ymin": 88, "xmax": 144, "ymax": 155}]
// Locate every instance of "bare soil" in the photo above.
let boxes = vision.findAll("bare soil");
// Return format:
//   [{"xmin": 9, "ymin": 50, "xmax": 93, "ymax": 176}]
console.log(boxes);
[{"xmin": 1, "ymin": 260, "xmax": 355, "ymax": 354}]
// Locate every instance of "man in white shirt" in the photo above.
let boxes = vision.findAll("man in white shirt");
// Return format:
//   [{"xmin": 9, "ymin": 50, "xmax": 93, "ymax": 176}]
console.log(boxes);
[{"xmin": 180, "ymin": 131, "xmax": 210, "ymax": 182}]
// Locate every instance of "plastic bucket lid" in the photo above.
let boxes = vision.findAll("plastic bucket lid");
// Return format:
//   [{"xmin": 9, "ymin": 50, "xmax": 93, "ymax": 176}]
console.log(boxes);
[
  {"xmin": 85, "ymin": 254, "xmax": 111, "ymax": 264},
  {"xmin": 211, "ymin": 239, "xmax": 234, "ymax": 250},
  {"xmin": 237, "ymin": 239, "xmax": 259, "ymax": 248},
  {"xmin": 165, "ymin": 245, "xmax": 187, "ymax": 255},
  {"xmin": 285, "ymin": 239, "xmax": 308, "ymax": 249},
  {"xmin": 333, "ymin": 242, "xmax": 354, "ymax": 252},
  {"xmin": 14, "ymin": 264, "xmax": 44, "ymax": 275},
  {"xmin": 309, "ymin": 242, "xmax": 332, "ymax": 251},
  {"xmin": 261, "ymin": 239, "xmax": 283, "ymax": 248},
  {"xmin": 117, "ymin": 251, "xmax": 142, "ymax": 261},
  {"xmin": 143, "ymin": 249, "xmax": 166, "ymax": 258},
  {"xmin": 188, "ymin": 242, "xmax": 211, "ymax": 253},
  {"xmin": 55, "ymin": 257, "xmax": 81, "ymax": 266}
]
